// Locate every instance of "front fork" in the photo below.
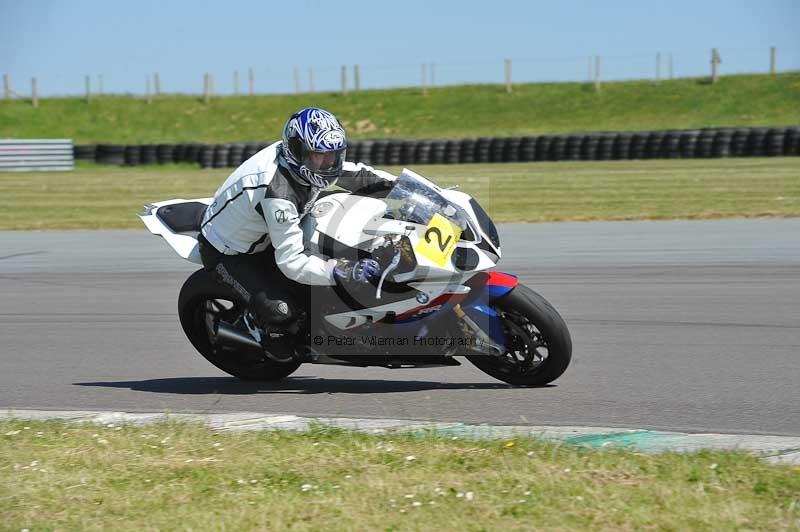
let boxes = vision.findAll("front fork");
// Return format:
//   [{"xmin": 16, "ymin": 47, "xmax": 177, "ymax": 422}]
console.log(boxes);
[{"xmin": 455, "ymin": 271, "xmax": 519, "ymax": 355}]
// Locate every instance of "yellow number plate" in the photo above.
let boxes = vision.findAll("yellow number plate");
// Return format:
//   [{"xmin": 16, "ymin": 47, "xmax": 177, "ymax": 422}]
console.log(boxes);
[{"xmin": 415, "ymin": 213, "xmax": 462, "ymax": 267}]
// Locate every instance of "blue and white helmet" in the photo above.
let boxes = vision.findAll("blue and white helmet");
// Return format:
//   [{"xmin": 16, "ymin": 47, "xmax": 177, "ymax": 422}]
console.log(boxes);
[{"xmin": 279, "ymin": 107, "xmax": 347, "ymax": 188}]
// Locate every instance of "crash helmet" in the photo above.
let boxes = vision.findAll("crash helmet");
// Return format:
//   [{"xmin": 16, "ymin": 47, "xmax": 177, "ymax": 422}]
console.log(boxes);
[{"xmin": 279, "ymin": 107, "xmax": 347, "ymax": 187}]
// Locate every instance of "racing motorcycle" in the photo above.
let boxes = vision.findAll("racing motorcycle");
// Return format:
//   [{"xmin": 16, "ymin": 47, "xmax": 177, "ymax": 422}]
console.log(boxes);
[{"xmin": 139, "ymin": 169, "xmax": 571, "ymax": 386}]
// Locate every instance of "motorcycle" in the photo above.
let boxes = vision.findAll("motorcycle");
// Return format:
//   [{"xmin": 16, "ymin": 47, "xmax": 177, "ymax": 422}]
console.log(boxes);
[{"xmin": 139, "ymin": 168, "xmax": 571, "ymax": 386}]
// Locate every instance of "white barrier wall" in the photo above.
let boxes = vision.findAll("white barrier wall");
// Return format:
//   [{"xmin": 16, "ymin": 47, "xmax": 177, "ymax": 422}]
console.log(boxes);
[{"xmin": 0, "ymin": 139, "xmax": 74, "ymax": 171}]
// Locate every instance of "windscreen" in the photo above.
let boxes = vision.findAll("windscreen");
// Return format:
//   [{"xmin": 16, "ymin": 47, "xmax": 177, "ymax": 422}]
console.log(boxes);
[{"xmin": 383, "ymin": 172, "xmax": 468, "ymax": 230}]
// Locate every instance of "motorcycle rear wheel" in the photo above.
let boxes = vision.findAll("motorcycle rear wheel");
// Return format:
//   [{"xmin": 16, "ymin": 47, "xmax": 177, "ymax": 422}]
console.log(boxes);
[
  {"xmin": 178, "ymin": 269, "xmax": 302, "ymax": 381},
  {"xmin": 467, "ymin": 283, "xmax": 572, "ymax": 386}
]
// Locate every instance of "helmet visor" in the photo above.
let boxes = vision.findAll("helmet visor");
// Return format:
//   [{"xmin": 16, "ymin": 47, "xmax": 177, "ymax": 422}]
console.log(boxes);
[{"xmin": 302, "ymin": 148, "xmax": 346, "ymax": 175}]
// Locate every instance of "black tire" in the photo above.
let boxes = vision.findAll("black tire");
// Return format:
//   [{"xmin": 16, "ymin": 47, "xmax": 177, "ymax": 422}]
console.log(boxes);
[
  {"xmin": 371, "ymin": 140, "xmax": 389, "ymax": 166},
  {"xmin": 444, "ymin": 140, "xmax": 461, "ymax": 164},
  {"xmin": 140, "ymin": 144, "xmax": 158, "ymax": 165},
  {"xmin": 518, "ymin": 136, "xmax": 536, "ymax": 162},
  {"xmin": 596, "ymin": 134, "xmax": 616, "ymax": 160},
  {"xmin": 73, "ymin": 144, "xmax": 96, "ymax": 160},
  {"xmin": 386, "ymin": 141, "xmax": 402, "ymax": 166},
  {"xmin": 415, "ymin": 141, "xmax": 432, "ymax": 164},
  {"xmin": 565, "ymin": 135, "xmax": 582, "ymax": 161},
  {"xmin": 466, "ymin": 284, "xmax": 572, "ymax": 386},
  {"xmin": 124, "ymin": 145, "xmax": 141, "ymax": 166},
  {"xmin": 474, "ymin": 137, "xmax": 491, "ymax": 163},
  {"xmin": 629, "ymin": 132, "xmax": 647, "ymax": 160},
  {"xmin": 228, "ymin": 143, "xmax": 245, "ymax": 167},
  {"xmin": 696, "ymin": 129, "xmax": 715, "ymax": 158},
  {"xmin": 459, "ymin": 138, "xmax": 477, "ymax": 164},
  {"xmin": 580, "ymin": 134, "xmax": 600, "ymax": 161},
  {"xmin": 712, "ymin": 129, "xmax": 734, "ymax": 158},
  {"xmin": 96, "ymin": 144, "xmax": 125, "ymax": 165},
  {"xmin": 157, "ymin": 144, "xmax": 175, "ymax": 164},
  {"xmin": 430, "ymin": 140, "xmax": 446, "ymax": 164},
  {"xmin": 178, "ymin": 269, "xmax": 301, "ymax": 381},
  {"xmin": 548, "ymin": 135, "xmax": 566, "ymax": 161}
]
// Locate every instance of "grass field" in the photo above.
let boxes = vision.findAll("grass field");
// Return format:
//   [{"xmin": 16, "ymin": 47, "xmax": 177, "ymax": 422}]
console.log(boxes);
[
  {"xmin": 1, "ymin": 158, "xmax": 797, "ymax": 230},
  {"xmin": 2, "ymin": 419, "xmax": 798, "ymax": 530},
  {"xmin": 1, "ymin": 73, "xmax": 798, "ymax": 143}
]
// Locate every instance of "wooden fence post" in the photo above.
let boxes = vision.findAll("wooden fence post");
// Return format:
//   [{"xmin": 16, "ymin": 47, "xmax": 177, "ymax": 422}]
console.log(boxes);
[
  {"xmin": 594, "ymin": 56, "xmax": 601, "ymax": 92},
  {"xmin": 770, "ymin": 46, "xmax": 776, "ymax": 75},
  {"xmin": 504, "ymin": 58, "xmax": 512, "ymax": 93},
  {"xmin": 154, "ymin": 72, "xmax": 161, "ymax": 96},
  {"xmin": 656, "ymin": 52, "xmax": 661, "ymax": 82},
  {"xmin": 294, "ymin": 67, "xmax": 300, "ymax": 95},
  {"xmin": 248, "ymin": 67, "xmax": 254, "ymax": 95},
  {"xmin": 85, "ymin": 75, "xmax": 91, "ymax": 103},
  {"xmin": 669, "ymin": 53, "xmax": 674, "ymax": 79},
  {"xmin": 98, "ymin": 74, "xmax": 104, "ymax": 96},
  {"xmin": 31, "ymin": 78, "xmax": 38, "ymax": 108},
  {"xmin": 711, "ymin": 48, "xmax": 720, "ymax": 84},
  {"xmin": 203, "ymin": 73, "xmax": 209, "ymax": 103},
  {"xmin": 430, "ymin": 63, "xmax": 436, "ymax": 87},
  {"xmin": 341, "ymin": 65, "xmax": 348, "ymax": 96},
  {"xmin": 421, "ymin": 63, "xmax": 427, "ymax": 94},
  {"xmin": 233, "ymin": 70, "xmax": 240, "ymax": 95},
  {"xmin": 354, "ymin": 65, "xmax": 360, "ymax": 92}
]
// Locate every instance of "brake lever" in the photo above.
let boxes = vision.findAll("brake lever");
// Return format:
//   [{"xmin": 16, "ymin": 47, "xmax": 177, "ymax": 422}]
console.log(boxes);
[{"xmin": 375, "ymin": 251, "xmax": 401, "ymax": 299}]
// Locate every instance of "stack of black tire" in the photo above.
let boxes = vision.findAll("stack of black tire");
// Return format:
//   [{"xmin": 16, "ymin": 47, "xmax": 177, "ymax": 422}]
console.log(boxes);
[{"xmin": 72, "ymin": 126, "xmax": 800, "ymax": 168}]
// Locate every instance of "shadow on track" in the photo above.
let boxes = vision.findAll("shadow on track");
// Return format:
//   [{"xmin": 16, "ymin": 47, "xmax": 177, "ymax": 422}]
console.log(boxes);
[{"xmin": 73, "ymin": 376, "xmax": 536, "ymax": 395}]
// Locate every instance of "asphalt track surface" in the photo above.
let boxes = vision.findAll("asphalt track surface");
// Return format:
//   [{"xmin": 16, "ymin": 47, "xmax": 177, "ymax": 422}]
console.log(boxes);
[{"xmin": 1, "ymin": 219, "xmax": 798, "ymax": 436}]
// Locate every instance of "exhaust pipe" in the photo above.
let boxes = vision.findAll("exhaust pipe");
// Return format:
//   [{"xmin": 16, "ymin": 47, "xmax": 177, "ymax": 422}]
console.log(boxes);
[{"xmin": 214, "ymin": 322, "xmax": 262, "ymax": 351}]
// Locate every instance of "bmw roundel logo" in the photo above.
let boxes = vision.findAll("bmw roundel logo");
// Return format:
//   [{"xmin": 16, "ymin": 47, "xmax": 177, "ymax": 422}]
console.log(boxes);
[{"xmin": 416, "ymin": 293, "xmax": 429, "ymax": 304}]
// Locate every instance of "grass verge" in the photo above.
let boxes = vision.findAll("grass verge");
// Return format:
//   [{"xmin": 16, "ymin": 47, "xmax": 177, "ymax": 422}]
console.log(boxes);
[
  {"xmin": 1, "ymin": 73, "xmax": 798, "ymax": 143},
  {"xmin": 1, "ymin": 158, "xmax": 798, "ymax": 230},
  {"xmin": 1, "ymin": 419, "xmax": 798, "ymax": 530}
]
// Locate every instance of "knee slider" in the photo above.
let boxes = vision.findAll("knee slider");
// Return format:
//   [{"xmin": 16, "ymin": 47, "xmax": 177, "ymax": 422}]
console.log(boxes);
[{"xmin": 253, "ymin": 292, "xmax": 294, "ymax": 326}]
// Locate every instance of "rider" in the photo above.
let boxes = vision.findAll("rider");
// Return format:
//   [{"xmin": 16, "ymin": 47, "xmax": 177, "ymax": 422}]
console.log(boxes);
[{"xmin": 198, "ymin": 107, "xmax": 395, "ymax": 350}]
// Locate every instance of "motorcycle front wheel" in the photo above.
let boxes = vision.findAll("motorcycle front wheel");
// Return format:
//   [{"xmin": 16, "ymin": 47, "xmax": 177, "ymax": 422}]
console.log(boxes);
[
  {"xmin": 467, "ymin": 283, "xmax": 572, "ymax": 386},
  {"xmin": 178, "ymin": 269, "xmax": 302, "ymax": 382}
]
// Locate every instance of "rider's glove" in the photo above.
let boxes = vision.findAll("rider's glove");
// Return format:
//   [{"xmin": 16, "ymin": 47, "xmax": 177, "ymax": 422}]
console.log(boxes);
[{"xmin": 333, "ymin": 258, "xmax": 382, "ymax": 286}]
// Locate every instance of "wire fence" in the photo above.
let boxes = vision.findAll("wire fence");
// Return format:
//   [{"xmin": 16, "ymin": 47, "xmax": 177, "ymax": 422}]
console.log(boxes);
[{"xmin": 2, "ymin": 46, "xmax": 797, "ymax": 102}]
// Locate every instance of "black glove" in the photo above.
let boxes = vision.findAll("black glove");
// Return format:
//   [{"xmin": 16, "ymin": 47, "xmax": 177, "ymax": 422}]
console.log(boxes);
[{"xmin": 333, "ymin": 258, "xmax": 382, "ymax": 286}]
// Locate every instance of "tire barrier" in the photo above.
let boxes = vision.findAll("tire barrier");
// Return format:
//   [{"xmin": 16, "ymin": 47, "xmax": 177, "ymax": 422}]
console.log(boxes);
[
  {"xmin": 73, "ymin": 127, "xmax": 800, "ymax": 169},
  {"xmin": 95, "ymin": 144, "xmax": 125, "ymax": 165}
]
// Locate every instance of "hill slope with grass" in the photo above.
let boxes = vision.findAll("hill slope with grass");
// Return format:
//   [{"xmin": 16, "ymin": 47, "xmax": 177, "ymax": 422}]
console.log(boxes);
[{"xmin": 1, "ymin": 73, "xmax": 798, "ymax": 143}]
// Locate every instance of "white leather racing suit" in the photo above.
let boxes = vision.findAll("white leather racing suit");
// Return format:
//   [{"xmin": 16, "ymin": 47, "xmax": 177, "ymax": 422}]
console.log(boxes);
[{"xmin": 200, "ymin": 141, "xmax": 395, "ymax": 286}]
